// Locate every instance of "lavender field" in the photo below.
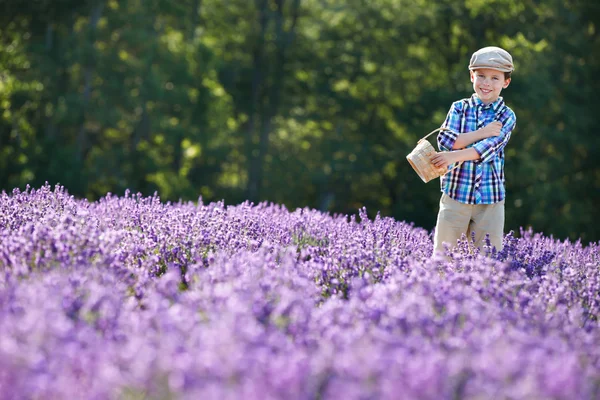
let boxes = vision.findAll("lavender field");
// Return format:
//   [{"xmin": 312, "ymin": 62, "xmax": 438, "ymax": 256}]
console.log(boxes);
[{"xmin": 0, "ymin": 184, "xmax": 598, "ymax": 400}]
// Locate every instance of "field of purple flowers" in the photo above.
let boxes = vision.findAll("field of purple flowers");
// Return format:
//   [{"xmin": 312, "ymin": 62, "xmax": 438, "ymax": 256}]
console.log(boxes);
[{"xmin": 0, "ymin": 184, "xmax": 598, "ymax": 400}]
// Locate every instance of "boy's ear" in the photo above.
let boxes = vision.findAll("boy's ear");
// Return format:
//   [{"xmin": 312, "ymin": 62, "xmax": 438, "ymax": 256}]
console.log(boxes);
[
  {"xmin": 503, "ymin": 78, "xmax": 511, "ymax": 89},
  {"xmin": 470, "ymin": 71, "xmax": 475, "ymax": 82}
]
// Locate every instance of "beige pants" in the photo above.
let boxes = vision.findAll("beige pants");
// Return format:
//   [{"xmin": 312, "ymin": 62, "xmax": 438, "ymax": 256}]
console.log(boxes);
[{"xmin": 433, "ymin": 193, "xmax": 505, "ymax": 255}]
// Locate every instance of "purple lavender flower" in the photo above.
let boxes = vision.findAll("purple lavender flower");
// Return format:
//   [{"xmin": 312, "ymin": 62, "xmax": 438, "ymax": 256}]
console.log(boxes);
[{"xmin": 0, "ymin": 183, "xmax": 598, "ymax": 399}]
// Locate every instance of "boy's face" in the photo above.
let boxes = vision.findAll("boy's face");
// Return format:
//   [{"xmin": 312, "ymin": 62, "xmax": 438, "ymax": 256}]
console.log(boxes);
[{"xmin": 470, "ymin": 68, "xmax": 511, "ymax": 104}]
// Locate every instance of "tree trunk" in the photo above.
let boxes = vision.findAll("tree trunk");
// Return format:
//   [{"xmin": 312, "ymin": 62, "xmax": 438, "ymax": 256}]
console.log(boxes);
[
  {"xmin": 76, "ymin": 2, "xmax": 104, "ymax": 163},
  {"xmin": 250, "ymin": 0, "xmax": 301, "ymax": 201},
  {"xmin": 172, "ymin": 0, "xmax": 204, "ymax": 173},
  {"xmin": 133, "ymin": 14, "xmax": 162, "ymax": 149},
  {"xmin": 188, "ymin": 0, "xmax": 202, "ymax": 41},
  {"xmin": 45, "ymin": 17, "xmax": 75, "ymax": 142},
  {"xmin": 246, "ymin": 0, "xmax": 269, "ymax": 202},
  {"xmin": 44, "ymin": 22, "xmax": 57, "ymax": 141}
]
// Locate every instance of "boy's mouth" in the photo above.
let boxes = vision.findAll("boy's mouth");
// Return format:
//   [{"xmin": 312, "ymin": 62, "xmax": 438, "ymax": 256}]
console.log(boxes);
[{"xmin": 480, "ymin": 88, "xmax": 492, "ymax": 94}]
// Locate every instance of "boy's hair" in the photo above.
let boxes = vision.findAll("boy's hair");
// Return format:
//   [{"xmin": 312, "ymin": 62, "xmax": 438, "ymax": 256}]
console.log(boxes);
[{"xmin": 471, "ymin": 69, "xmax": 512, "ymax": 80}]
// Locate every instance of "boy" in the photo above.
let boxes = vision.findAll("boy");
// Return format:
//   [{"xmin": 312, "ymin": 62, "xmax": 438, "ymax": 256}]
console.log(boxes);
[{"xmin": 430, "ymin": 46, "xmax": 517, "ymax": 255}]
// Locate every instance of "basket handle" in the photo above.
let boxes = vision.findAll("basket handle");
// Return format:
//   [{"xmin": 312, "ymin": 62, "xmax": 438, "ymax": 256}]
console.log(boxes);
[
  {"xmin": 418, "ymin": 127, "xmax": 455, "ymax": 143},
  {"xmin": 418, "ymin": 127, "xmax": 463, "ymax": 174}
]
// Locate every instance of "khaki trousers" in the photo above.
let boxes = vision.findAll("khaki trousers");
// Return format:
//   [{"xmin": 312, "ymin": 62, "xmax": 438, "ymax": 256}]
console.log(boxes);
[{"xmin": 433, "ymin": 193, "xmax": 505, "ymax": 255}]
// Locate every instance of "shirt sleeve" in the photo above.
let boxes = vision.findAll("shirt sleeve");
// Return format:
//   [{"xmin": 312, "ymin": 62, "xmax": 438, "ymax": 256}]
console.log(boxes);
[
  {"xmin": 472, "ymin": 107, "xmax": 517, "ymax": 163},
  {"xmin": 437, "ymin": 101, "xmax": 463, "ymax": 152}
]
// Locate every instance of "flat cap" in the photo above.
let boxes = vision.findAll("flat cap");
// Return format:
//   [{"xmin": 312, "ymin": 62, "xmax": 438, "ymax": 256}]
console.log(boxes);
[{"xmin": 468, "ymin": 46, "xmax": 514, "ymax": 73}]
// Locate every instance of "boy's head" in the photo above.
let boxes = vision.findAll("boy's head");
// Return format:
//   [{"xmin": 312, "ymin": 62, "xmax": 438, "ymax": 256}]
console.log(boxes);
[{"xmin": 468, "ymin": 46, "xmax": 513, "ymax": 104}]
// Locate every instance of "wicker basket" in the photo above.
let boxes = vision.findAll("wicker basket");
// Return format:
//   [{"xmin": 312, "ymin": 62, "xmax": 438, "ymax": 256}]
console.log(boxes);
[{"xmin": 406, "ymin": 127, "xmax": 462, "ymax": 183}]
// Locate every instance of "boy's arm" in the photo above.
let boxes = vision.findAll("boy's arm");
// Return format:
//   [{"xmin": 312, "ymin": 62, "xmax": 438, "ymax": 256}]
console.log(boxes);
[
  {"xmin": 471, "ymin": 109, "xmax": 517, "ymax": 163},
  {"xmin": 431, "ymin": 109, "xmax": 517, "ymax": 167},
  {"xmin": 431, "ymin": 148, "xmax": 480, "ymax": 169},
  {"xmin": 437, "ymin": 102, "xmax": 462, "ymax": 152},
  {"xmin": 432, "ymin": 110, "xmax": 517, "ymax": 168},
  {"xmin": 452, "ymin": 122, "xmax": 503, "ymax": 149},
  {"xmin": 437, "ymin": 101, "xmax": 502, "ymax": 150}
]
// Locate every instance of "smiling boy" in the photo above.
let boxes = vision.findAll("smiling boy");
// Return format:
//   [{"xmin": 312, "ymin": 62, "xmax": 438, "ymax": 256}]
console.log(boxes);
[{"xmin": 431, "ymin": 46, "xmax": 517, "ymax": 255}]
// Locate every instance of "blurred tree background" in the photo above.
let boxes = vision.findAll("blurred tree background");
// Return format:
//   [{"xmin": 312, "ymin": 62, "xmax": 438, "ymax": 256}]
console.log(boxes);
[{"xmin": 1, "ymin": 0, "xmax": 598, "ymax": 243}]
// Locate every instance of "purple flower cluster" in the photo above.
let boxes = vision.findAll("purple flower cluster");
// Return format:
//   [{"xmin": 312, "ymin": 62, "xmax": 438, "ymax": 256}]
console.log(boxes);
[{"xmin": 0, "ymin": 184, "xmax": 599, "ymax": 399}]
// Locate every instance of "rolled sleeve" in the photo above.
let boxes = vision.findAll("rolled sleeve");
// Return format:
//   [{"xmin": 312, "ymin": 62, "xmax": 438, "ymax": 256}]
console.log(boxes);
[
  {"xmin": 472, "ymin": 109, "xmax": 517, "ymax": 163},
  {"xmin": 438, "ymin": 129, "xmax": 459, "ymax": 152},
  {"xmin": 437, "ymin": 101, "xmax": 463, "ymax": 152}
]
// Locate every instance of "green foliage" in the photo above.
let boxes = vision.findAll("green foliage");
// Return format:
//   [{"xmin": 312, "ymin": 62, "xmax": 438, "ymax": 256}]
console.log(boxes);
[{"xmin": 0, "ymin": 0, "xmax": 598, "ymax": 242}]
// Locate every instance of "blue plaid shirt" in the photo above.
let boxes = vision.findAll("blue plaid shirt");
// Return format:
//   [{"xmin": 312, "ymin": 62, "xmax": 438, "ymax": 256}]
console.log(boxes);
[{"xmin": 437, "ymin": 95, "xmax": 517, "ymax": 204}]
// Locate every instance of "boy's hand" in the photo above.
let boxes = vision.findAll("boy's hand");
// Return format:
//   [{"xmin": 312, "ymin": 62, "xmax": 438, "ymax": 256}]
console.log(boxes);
[
  {"xmin": 430, "ymin": 151, "xmax": 460, "ymax": 169},
  {"xmin": 480, "ymin": 121, "xmax": 503, "ymax": 138}
]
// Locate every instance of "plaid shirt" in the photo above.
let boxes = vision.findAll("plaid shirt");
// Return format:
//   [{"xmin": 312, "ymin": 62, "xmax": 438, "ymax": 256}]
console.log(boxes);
[{"xmin": 437, "ymin": 95, "xmax": 517, "ymax": 204}]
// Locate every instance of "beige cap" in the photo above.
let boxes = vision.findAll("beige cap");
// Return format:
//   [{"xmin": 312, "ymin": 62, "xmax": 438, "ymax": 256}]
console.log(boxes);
[{"xmin": 468, "ymin": 46, "xmax": 514, "ymax": 73}]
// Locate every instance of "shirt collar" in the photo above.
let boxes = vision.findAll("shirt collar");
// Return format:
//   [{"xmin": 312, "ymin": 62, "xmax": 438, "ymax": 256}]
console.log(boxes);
[{"xmin": 469, "ymin": 94, "xmax": 504, "ymax": 112}]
